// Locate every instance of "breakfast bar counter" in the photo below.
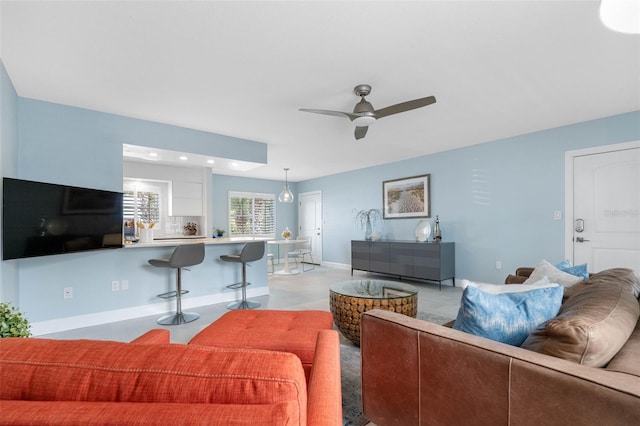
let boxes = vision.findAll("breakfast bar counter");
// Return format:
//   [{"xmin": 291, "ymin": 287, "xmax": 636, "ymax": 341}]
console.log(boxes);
[
  {"xmin": 124, "ymin": 237, "xmax": 270, "ymax": 249},
  {"xmin": 26, "ymin": 237, "xmax": 270, "ymax": 336}
]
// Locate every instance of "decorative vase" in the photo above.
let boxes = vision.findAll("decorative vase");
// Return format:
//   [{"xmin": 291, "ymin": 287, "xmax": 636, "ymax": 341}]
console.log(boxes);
[
  {"xmin": 282, "ymin": 227, "xmax": 292, "ymax": 240},
  {"xmin": 414, "ymin": 220, "xmax": 432, "ymax": 242},
  {"xmin": 433, "ymin": 215, "xmax": 442, "ymax": 242},
  {"xmin": 140, "ymin": 228, "xmax": 154, "ymax": 244},
  {"xmin": 365, "ymin": 218, "xmax": 373, "ymax": 240}
]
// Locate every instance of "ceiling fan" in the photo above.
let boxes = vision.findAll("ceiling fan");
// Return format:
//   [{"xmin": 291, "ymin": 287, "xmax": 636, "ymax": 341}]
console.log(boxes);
[{"xmin": 299, "ymin": 84, "xmax": 436, "ymax": 140}]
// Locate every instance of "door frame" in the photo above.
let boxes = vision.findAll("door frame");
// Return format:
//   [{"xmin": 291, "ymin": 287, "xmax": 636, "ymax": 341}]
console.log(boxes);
[{"xmin": 564, "ymin": 140, "xmax": 640, "ymax": 263}]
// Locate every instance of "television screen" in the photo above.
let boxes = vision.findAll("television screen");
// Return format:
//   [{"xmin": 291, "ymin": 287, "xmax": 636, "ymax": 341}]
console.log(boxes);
[{"xmin": 2, "ymin": 178, "xmax": 123, "ymax": 260}]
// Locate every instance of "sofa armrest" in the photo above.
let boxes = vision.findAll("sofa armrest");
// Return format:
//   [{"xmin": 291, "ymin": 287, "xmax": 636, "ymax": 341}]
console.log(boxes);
[
  {"xmin": 306, "ymin": 330, "xmax": 342, "ymax": 426},
  {"xmin": 505, "ymin": 274, "xmax": 528, "ymax": 284},
  {"xmin": 515, "ymin": 267, "xmax": 534, "ymax": 277},
  {"xmin": 361, "ymin": 309, "xmax": 640, "ymax": 426},
  {"xmin": 129, "ymin": 329, "xmax": 170, "ymax": 344}
]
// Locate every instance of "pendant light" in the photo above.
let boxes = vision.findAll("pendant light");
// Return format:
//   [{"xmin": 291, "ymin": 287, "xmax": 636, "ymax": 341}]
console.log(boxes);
[{"xmin": 279, "ymin": 168, "xmax": 294, "ymax": 203}]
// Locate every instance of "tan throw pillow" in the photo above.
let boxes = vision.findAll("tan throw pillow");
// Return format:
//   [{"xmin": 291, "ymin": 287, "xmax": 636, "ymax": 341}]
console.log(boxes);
[
  {"xmin": 523, "ymin": 259, "xmax": 584, "ymax": 287},
  {"xmin": 521, "ymin": 268, "xmax": 640, "ymax": 367}
]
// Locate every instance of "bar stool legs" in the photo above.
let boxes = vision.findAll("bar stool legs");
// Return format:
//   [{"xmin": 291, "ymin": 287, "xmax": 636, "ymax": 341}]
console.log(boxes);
[
  {"xmin": 148, "ymin": 243, "xmax": 205, "ymax": 325},
  {"xmin": 156, "ymin": 267, "xmax": 200, "ymax": 325},
  {"xmin": 226, "ymin": 259, "xmax": 261, "ymax": 310},
  {"xmin": 220, "ymin": 241, "xmax": 265, "ymax": 310}
]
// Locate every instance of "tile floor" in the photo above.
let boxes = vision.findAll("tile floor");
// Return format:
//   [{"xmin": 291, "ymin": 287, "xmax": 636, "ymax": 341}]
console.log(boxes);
[{"xmin": 42, "ymin": 265, "xmax": 463, "ymax": 343}]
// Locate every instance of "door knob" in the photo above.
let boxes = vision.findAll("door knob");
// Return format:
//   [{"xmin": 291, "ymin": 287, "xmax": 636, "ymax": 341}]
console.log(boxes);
[{"xmin": 575, "ymin": 237, "xmax": 590, "ymax": 243}]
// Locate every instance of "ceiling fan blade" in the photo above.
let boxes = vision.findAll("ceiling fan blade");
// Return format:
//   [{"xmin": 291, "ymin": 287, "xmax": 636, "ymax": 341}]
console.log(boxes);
[
  {"xmin": 374, "ymin": 96, "xmax": 436, "ymax": 119},
  {"xmin": 354, "ymin": 126, "xmax": 368, "ymax": 140},
  {"xmin": 299, "ymin": 108, "xmax": 358, "ymax": 121}
]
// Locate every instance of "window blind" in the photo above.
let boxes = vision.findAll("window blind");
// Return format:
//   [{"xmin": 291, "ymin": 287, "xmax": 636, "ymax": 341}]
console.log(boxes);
[
  {"xmin": 229, "ymin": 192, "xmax": 275, "ymax": 238},
  {"xmin": 124, "ymin": 190, "xmax": 160, "ymax": 224}
]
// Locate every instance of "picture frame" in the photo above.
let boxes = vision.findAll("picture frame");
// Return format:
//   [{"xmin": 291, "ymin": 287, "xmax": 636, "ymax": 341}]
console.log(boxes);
[{"xmin": 382, "ymin": 174, "xmax": 430, "ymax": 219}]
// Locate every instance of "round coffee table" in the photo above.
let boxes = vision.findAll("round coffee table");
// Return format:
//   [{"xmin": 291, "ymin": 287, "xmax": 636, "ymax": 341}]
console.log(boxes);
[{"xmin": 329, "ymin": 279, "xmax": 418, "ymax": 345}]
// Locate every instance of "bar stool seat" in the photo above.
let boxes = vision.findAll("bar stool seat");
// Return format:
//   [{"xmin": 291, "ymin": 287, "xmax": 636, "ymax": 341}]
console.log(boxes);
[
  {"xmin": 220, "ymin": 241, "xmax": 265, "ymax": 310},
  {"xmin": 148, "ymin": 242, "xmax": 205, "ymax": 325}
]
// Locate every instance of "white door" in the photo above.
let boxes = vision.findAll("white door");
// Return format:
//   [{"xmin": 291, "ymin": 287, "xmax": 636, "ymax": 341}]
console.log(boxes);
[
  {"xmin": 298, "ymin": 191, "xmax": 322, "ymax": 264},
  {"xmin": 566, "ymin": 142, "xmax": 640, "ymax": 272}
]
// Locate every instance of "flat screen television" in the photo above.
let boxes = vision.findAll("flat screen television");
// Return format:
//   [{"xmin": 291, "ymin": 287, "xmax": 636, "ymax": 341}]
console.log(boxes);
[{"xmin": 2, "ymin": 177, "xmax": 123, "ymax": 260}]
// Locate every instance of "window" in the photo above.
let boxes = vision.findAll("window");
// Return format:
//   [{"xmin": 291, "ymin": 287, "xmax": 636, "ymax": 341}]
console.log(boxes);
[
  {"xmin": 124, "ymin": 190, "xmax": 160, "ymax": 224},
  {"xmin": 229, "ymin": 192, "xmax": 275, "ymax": 238},
  {"xmin": 123, "ymin": 180, "xmax": 167, "ymax": 227}
]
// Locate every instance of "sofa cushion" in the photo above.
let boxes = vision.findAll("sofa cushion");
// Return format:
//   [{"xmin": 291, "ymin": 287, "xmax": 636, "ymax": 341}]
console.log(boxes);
[
  {"xmin": 521, "ymin": 268, "xmax": 640, "ymax": 367},
  {"xmin": 189, "ymin": 310, "xmax": 334, "ymax": 380},
  {"xmin": 0, "ymin": 400, "xmax": 296, "ymax": 426},
  {"xmin": 523, "ymin": 259, "xmax": 584, "ymax": 287},
  {"xmin": 453, "ymin": 280, "xmax": 563, "ymax": 346},
  {"xmin": 555, "ymin": 261, "xmax": 589, "ymax": 281},
  {"xmin": 0, "ymin": 338, "xmax": 307, "ymax": 424},
  {"xmin": 607, "ymin": 319, "xmax": 640, "ymax": 377}
]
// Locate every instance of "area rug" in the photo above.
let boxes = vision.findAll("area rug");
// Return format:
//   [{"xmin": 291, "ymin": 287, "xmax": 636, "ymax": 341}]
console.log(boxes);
[{"xmin": 341, "ymin": 312, "xmax": 454, "ymax": 426}]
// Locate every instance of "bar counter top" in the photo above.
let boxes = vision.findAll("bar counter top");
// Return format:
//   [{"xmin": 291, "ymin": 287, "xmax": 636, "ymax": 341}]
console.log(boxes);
[{"xmin": 124, "ymin": 237, "xmax": 270, "ymax": 248}]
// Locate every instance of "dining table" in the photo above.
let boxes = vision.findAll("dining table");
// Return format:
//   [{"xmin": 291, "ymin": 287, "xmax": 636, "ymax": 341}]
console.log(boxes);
[{"xmin": 267, "ymin": 239, "xmax": 308, "ymax": 275}]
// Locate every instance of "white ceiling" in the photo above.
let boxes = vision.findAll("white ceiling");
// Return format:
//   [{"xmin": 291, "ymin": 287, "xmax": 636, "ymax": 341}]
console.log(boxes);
[{"xmin": 2, "ymin": 1, "xmax": 639, "ymax": 182}]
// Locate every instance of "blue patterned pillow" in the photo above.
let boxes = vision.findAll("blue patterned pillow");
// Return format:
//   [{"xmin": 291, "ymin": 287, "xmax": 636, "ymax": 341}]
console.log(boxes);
[
  {"xmin": 453, "ymin": 282, "xmax": 564, "ymax": 346},
  {"xmin": 555, "ymin": 261, "xmax": 589, "ymax": 281}
]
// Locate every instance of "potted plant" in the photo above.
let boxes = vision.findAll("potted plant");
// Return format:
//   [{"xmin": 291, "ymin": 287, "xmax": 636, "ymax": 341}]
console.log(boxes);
[
  {"xmin": 215, "ymin": 228, "xmax": 225, "ymax": 237},
  {"xmin": 183, "ymin": 222, "xmax": 198, "ymax": 236},
  {"xmin": 353, "ymin": 209, "xmax": 381, "ymax": 240},
  {"xmin": 0, "ymin": 302, "xmax": 31, "ymax": 338}
]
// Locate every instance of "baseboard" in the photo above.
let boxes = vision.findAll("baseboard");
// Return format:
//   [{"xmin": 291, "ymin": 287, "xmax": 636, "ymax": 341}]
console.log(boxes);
[
  {"xmin": 30, "ymin": 287, "xmax": 270, "ymax": 336},
  {"xmin": 322, "ymin": 261, "xmax": 350, "ymax": 270}
]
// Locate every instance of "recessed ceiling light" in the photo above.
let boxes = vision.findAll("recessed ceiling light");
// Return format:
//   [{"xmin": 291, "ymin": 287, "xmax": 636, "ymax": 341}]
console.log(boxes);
[
  {"xmin": 179, "ymin": 156, "xmax": 188, "ymax": 161},
  {"xmin": 231, "ymin": 162, "xmax": 239, "ymax": 167},
  {"xmin": 207, "ymin": 159, "xmax": 215, "ymax": 164},
  {"xmin": 149, "ymin": 152, "xmax": 158, "ymax": 157}
]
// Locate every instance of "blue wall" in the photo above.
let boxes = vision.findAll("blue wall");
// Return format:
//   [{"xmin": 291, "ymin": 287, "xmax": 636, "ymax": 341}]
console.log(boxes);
[
  {"xmin": 298, "ymin": 111, "xmax": 640, "ymax": 283},
  {"xmin": 0, "ymin": 60, "xmax": 19, "ymax": 302},
  {"xmin": 18, "ymin": 98, "xmax": 268, "ymax": 191},
  {"xmin": 1, "ymin": 84, "xmax": 272, "ymax": 327},
  {"xmin": 1, "ymin": 58, "xmax": 639, "ymax": 326}
]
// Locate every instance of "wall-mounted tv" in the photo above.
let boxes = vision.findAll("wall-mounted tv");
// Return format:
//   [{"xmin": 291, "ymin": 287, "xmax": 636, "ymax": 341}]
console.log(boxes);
[{"xmin": 2, "ymin": 178, "xmax": 123, "ymax": 260}]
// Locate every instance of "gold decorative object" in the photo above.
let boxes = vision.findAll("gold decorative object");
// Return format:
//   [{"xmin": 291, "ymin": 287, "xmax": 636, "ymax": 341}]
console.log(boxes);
[{"xmin": 281, "ymin": 227, "xmax": 292, "ymax": 239}]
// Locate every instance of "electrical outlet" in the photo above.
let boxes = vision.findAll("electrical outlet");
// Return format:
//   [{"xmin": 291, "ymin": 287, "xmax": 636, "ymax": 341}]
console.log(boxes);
[
  {"xmin": 553, "ymin": 210, "xmax": 562, "ymax": 221},
  {"xmin": 121, "ymin": 280, "xmax": 129, "ymax": 291},
  {"xmin": 111, "ymin": 280, "xmax": 120, "ymax": 292},
  {"xmin": 495, "ymin": 260, "xmax": 502, "ymax": 270},
  {"xmin": 63, "ymin": 287, "xmax": 73, "ymax": 299}
]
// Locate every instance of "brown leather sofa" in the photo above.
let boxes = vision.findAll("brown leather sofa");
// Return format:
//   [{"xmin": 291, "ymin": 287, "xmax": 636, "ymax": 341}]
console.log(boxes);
[{"xmin": 360, "ymin": 268, "xmax": 640, "ymax": 426}]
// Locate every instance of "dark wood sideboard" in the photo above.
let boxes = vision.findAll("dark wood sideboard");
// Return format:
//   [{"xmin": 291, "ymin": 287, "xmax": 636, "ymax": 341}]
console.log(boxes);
[{"xmin": 351, "ymin": 240, "xmax": 455, "ymax": 288}]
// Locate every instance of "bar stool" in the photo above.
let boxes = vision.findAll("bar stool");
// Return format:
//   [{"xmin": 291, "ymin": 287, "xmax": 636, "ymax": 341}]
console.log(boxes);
[
  {"xmin": 148, "ymin": 242, "xmax": 205, "ymax": 325},
  {"xmin": 220, "ymin": 241, "xmax": 265, "ymax": 310}
]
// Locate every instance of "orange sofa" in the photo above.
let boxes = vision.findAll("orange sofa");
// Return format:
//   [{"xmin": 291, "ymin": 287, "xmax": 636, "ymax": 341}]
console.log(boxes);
[{"xmin": 0, "ymin": 328, "xmax": 342, "ymax": 425}]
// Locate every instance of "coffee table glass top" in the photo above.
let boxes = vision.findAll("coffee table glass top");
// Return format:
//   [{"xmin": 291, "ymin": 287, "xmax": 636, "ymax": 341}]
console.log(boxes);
[{"xmin": 330, "ymin": 279, "xmax": 418, "ymax": 299}]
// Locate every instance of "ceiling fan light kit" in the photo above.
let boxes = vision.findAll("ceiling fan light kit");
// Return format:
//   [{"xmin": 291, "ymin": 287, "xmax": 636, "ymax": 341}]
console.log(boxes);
[{"xmin": 299, "ymin": 84, "xmax": 436, "ymax": 140}]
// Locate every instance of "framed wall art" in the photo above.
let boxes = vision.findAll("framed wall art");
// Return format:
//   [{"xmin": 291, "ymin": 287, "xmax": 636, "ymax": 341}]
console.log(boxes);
[{"xmin": 382, "ymin": 174, "xmax": 430, "ymax": 219}]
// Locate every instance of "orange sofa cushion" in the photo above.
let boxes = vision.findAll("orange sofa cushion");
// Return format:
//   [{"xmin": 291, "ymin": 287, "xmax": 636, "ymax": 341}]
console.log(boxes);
[
  {"xmin": 1, "ymin": 338, "xmax": 307, "ymax": 424},
  {"xmin": 0, "ymin": 401, "xmax": 296, "ymax": 425},
  {"xmin": 189, "ymin": 310, "xmax": 334, "ymax": 377}
]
